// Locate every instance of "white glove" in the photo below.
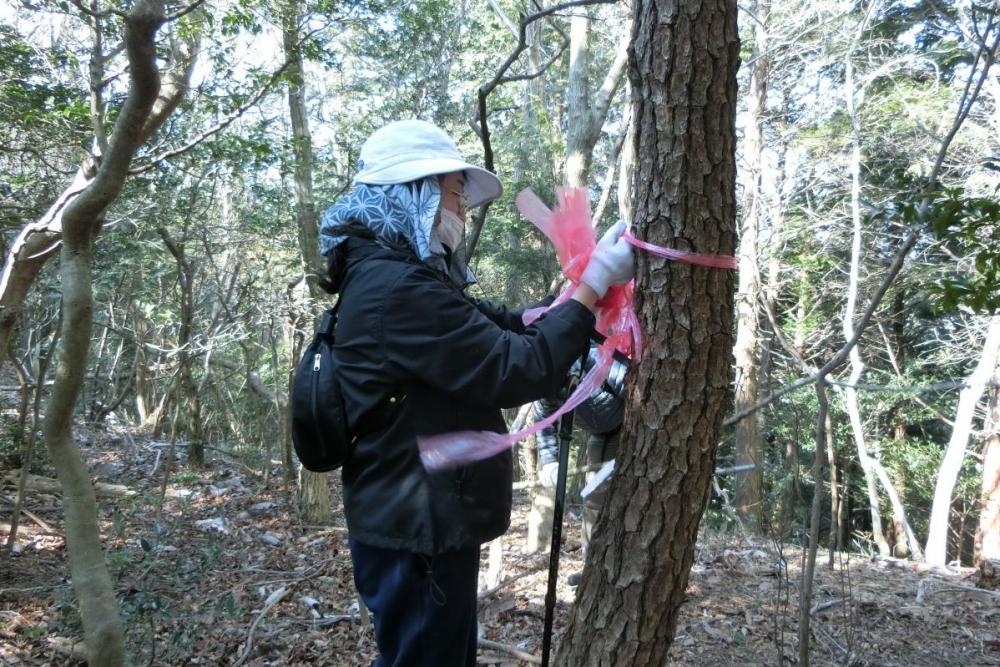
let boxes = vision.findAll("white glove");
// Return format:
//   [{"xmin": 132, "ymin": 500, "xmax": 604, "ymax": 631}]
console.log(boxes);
[
  {"xmin": 580, "ymin": 220, "xmax": 635, "ymax": 298},
  {"xmin": 539, "ymin": 462, "xmax": 560, "ymax": 488}
]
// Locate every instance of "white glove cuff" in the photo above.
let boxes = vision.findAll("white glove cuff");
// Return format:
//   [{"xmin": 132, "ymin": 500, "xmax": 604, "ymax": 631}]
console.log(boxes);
[{"xmin": 580, "ymin": 260, "xmax": 611, "ymax": 298}]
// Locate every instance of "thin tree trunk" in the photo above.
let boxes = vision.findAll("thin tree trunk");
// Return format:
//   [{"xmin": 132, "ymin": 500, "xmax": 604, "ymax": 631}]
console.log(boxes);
[
  {"xmin": 826, "ymin": 409, "xmax": 842, "ymax": 567},
  {"xmin": 158, "ymin": 226, "xmax": 203, "ymax": 466},
  {"xmin": 283, "ymin": 0, "xmax": 330, "ymax": 524},
  {"xmin": 798, "ymin": 382, "xmax": 830, "ymax": 666},
  {"xmin": 4, "ymin": 316, "xmax": 60, "ymax": 555},
  {"xmin": 975, "ymin": 377, "xmax": 1000, "ymax": 565},
  {"xmin": 563, "ymin": 10, "xmax": 628, "ymax": 189},
  {"xmin": 41, "ymin": 4, "xmax": 169, "ymax": 663},
  {"xmin": 843, "ymin": 53, "xmax": 890, "ymax": 557},
  {"xmin": 556, "ymin": 1, "xmax": 739, "ymax": 662},
  {"xmin": 733, "ymin": 0, "xmax": 769, "ymax": 529},
  {"xmin": 926, "ymin": 315, "xmax": 1000, "ymax": 566}
]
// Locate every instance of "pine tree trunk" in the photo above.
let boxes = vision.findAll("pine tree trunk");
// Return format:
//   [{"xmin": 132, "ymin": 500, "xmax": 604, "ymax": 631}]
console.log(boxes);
[{"xmin": 555, "ymin": 1, "xmax": 739, "ymax": 662}]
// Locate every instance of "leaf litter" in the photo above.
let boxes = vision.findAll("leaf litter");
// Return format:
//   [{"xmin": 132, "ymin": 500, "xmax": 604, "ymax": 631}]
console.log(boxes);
[{"xmin": 1, "ymin": 425, "xmax": 997, "ymax": 666}]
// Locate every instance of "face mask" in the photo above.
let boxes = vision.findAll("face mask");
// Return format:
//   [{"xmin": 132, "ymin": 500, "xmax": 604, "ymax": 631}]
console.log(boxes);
[{"xmin": 436, "ymin": 208, "xmax": 466, "ymax": 252}]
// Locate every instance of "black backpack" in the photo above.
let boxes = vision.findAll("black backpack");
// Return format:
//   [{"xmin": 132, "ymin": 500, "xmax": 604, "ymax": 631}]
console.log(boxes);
[{"xmin": 291, "ymin": 303, "xmax": 354, "ymax": 472}]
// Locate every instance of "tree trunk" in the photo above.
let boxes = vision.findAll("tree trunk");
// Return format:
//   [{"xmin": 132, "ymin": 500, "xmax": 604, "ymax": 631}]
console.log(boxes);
[
  {"xmin": 826, "ymin": 409, "xmax": 842, "ymax": 567},
  {"xmin": 158, "ymin": 226, "xmax": 203, "ymax": 466},
  {"xmin": 843, "ymin": 54, "xmax": 891, "ymax": 557},
  {"xmin": 563, "ymin": 10, "xmax": 628, "ymax": 189},
  {"xmin": 732, "ymin": 0, "xmax": 769, "ymax": 530},
  {"xmin": 41, "ymin": 3, "xmax": 169, "ymax": 663},
  {"xmin": 48, "ymin": 232, "xmax": 126, "ymax": 667},
  {"xmin": 564, "ymin": 9, "xmax": 591, "ymax": 188},
  {"xmin": 556, "ymin": 1, "xmax": 739, "ymax": 662},
  {"xmin": 283, "ymin": 0, "xmax": 330, "ymax": 524},
  {"xmin": 926, "ymin": 315, "xmax": 1000, "ymax": 566},
  {"xmin": 975, "ymin": 378, "xmax": 1000, "ymax": 565}
]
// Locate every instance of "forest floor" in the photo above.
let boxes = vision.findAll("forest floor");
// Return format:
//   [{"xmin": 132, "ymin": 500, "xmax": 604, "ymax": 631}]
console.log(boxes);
[{"xmin": 1, "ymin": 422, "xmax": 999, "ymax": 666}]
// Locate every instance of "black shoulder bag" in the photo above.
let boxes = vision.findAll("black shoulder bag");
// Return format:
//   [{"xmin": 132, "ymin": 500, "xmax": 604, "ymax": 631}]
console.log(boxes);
[{"xmin": 291, "ymin": 302, "xmax": 353, "ymax": 472}]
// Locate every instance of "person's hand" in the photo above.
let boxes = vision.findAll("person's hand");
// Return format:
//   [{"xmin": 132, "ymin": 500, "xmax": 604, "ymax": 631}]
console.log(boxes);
[
  {"xmin": 539, "ymin": 462, "xmax": 560, "ymax": 488},
  {"xmin": 580, "ymin": 220, "xmax": 635, "ymax": 298}
]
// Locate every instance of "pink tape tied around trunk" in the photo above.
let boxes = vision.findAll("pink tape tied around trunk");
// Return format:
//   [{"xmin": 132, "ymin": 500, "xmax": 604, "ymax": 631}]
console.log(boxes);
[{"xmin": 418, "ymin": 187, "xmax": 734, "ymax": 472}]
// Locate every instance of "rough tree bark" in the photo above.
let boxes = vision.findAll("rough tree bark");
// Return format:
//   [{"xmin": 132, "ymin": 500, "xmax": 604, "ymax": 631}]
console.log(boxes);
[
  {"xmin": 556, "ymin": 1, "xmax": 739, "ymax": 663},
  {"xmin": 926, "ymin": 315, "xmax": 1000, "ymax": 566},
  {"xmin": 732, "ymin": 0, "xmax": 769, "ymax": 529},
  {"xmin": 283, "ymin": 0, "xmax": 331, "ymax": 524}
]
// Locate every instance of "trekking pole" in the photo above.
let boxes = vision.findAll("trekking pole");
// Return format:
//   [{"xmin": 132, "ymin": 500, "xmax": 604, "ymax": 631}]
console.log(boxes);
[{"xmin": 540, "ymin": 397, "xmax": 576, "ymax": 667}]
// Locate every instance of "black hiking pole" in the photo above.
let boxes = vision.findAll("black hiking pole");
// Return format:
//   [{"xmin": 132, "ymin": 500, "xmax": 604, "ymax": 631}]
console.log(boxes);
[{"xmin": 540, "ymin": 399, "xmax": 576, "ymax": 667}]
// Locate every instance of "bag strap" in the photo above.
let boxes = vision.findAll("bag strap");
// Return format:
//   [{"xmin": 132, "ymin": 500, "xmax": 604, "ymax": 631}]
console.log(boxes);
[{"xmin": 318, "ymin": 298, "xmax": 340, "ymax": 337}]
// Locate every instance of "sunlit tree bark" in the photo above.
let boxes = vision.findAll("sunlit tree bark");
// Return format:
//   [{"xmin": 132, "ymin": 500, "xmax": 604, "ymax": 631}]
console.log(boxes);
[
  {"xmin": 975, "ymin": 371, "xmax": 1000, "ymax": 565},
  {"xmin": 927, "ymin": 315, "xmax": 1000, "ymax": 566},
  {"xmin": 40, "ymin": 2, "xmax": 186, "ymax": 663},
  {"xmin": 733, "ymin": 0, "xmax": 769, "ymax": 529},
  {"xmin": 282, "ymin": 0, "xmax": 331, "ymax": 524},
  {"xmin": 556, "ymin": 0, "xmax": 739, "ymax": 662}
]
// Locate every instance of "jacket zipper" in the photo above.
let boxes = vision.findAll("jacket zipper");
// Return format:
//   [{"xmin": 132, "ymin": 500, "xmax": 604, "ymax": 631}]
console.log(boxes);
[{"xmin": 311, "ymin": 353, "xmax": 328, "ymax": 457}]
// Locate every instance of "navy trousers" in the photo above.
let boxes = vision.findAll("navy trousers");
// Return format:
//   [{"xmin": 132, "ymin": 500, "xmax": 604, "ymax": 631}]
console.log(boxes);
[{"xmin": 349, "ymin": 539, "xmax": 480, "ymax": 667}]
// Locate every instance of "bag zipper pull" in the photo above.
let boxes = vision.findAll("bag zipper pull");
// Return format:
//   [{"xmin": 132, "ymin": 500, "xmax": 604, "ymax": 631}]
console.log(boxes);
[{"xmin": 313, "ymin": 353, "xmax": 322, "ymax": 371}]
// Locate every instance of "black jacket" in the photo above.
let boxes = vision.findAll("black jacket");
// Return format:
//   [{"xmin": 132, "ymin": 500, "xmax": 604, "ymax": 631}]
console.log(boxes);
[
  {"xmin": 334, "ymin": 239, "xmax": 595, "ymax": 554},
  {"xmin": 534, "ymin": 344, "xmax": 628, "ymax": 466}
]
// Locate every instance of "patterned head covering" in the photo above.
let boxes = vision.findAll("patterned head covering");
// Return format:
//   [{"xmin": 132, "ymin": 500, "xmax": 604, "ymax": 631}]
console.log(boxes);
[{"xmin": 319, "ymin": 178, "xmax": 474, "ymax": 287}]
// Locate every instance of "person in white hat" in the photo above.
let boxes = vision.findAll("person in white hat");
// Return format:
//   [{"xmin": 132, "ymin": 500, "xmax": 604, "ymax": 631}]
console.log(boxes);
[{"xmin": 317, "ymin": 120, "xmax": 633, "ymax": 666}]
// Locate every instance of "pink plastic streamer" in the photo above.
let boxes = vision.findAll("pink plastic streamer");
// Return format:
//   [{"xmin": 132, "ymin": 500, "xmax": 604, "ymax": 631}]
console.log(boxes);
[
  {"xmin": 622, "ymin": 231, "xmax": 738, "ymax": 270},
  {"xmin": 516, "ymin": 188, "xmax": 595, "ymax": 283},
  {"xmin": 423, "ymin": 187, "xmax": 741, "ymax": 471},
  {"xmin": 419, "ymin": 348, "xmax": 614, "ymax": 471},
  {"xmin": 522, "ymin": 283, "xmax": 575, "ymax": 327}
]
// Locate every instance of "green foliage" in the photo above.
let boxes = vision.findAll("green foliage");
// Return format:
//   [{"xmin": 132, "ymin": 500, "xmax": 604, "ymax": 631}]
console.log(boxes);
[
  {"xmin": 875, "ymin": 183, "xmax": 1000, "ymax": 314},
  {"xmin": 923, "ymin": 187, "xmax": 1000, "ymax": 313}
]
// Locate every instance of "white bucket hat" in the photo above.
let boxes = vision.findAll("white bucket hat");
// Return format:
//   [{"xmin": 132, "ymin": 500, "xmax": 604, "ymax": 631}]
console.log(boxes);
[{"xmin": 353, "ymin": 120, "xmax": 503, "ymax": 208}]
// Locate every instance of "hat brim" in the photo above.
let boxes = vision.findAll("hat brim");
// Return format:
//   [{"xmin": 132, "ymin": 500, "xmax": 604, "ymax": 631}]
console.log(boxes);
[{"xmin": 354, "ymin": 157, "xmax": 503, "ymax": 208}]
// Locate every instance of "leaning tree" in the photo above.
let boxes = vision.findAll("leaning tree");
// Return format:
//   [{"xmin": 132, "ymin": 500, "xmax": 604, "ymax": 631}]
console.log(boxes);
[{"xmin": 556, "ymin": 0, "xmax": 740, "ymax": 663}]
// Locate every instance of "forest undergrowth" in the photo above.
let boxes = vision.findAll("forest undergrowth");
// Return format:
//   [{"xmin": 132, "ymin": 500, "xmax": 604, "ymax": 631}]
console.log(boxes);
[{"xmin": 2, "ymin": 420, "xmax": 998, "ymax": 666}]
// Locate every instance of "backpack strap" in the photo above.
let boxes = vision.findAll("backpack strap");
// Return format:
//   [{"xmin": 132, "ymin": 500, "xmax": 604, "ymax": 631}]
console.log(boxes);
[{"xmin": 318, "ymin": 299, "xmax": 340, "ymax": 338}]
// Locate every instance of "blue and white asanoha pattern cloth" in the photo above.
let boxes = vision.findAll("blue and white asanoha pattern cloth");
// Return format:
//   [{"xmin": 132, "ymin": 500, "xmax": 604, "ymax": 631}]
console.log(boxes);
[
  {"xmin": 319, "ymin": 178, "xmax": 475, "ymax": 287},
  {"xmin": 319, "ymin": 180, "xmax": 440, "ymax": 260}
]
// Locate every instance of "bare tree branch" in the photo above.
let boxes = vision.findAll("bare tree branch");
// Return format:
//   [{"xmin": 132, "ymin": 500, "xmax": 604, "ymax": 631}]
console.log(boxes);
[{"xmin": 467, "ymin": 0, "xmax": 619, "ymax": 259}]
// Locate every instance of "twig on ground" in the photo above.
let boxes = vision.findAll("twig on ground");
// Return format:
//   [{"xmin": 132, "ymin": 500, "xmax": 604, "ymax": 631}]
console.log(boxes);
[
  {"xmin": 478, "ymin": 638, "xmax": 542, "ymax": 664},
  {"xmin": 478, "ymin": 569, "xmax": 537, "ymax": 600},
  {"xmin": 810, "ymin": 598, "xmax": 847, "ymax": 614},
  {"xmin": 1, "ymin": 496, "xmax": 57, "ymax": 533},
  {"xmin": 916, "ymin": 579, "xmax": 1000, "ymax": 602},
  {"xmin": 810, "ymin": 621, "xmax": 849, "ymax": 659},
  {"xmin": 291, "ymin": 614, "xmax": 358, "ymax": 627},
  {"xmin": 145, "ymin": 442, "xmax": 259, "ymax": 476},
  {"xmin": 149, "ymin": 448, "xmax": 163, "ymax": 478},
  {"xmin": 233, "ymin": 586, "xmax": 290, "ymax": 667}
]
